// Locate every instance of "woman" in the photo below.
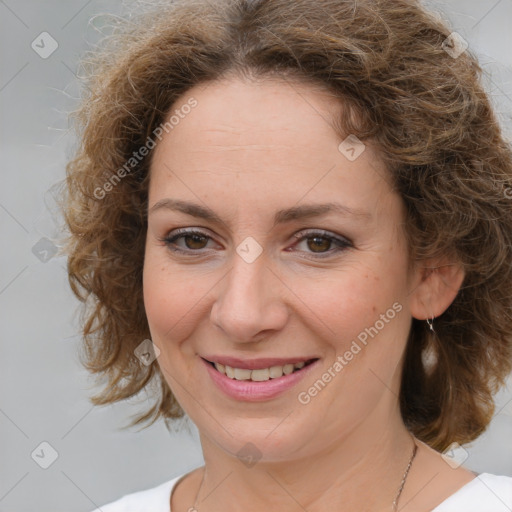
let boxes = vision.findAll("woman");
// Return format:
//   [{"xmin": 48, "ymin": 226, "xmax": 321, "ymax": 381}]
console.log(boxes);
[{"xmin": 64, "ymin": 0, "xmax": 512, "ymax": 510}]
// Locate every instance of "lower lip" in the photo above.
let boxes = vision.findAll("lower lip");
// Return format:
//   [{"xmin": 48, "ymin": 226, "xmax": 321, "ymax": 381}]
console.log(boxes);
[{"xmin": 202, "ymin": 358, "xmax": 319, "ymax": 402}]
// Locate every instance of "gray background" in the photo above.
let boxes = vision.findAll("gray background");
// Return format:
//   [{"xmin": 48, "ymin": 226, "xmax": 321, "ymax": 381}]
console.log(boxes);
[{"xmin": 1, "ymin": 1, "xmax": 511, "ymax": 511}]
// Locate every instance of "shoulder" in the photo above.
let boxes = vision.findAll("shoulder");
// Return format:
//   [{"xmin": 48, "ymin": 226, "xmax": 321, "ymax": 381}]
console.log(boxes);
[
  {"xmin": 88, "ymin": 474, "xmax": 185, "ymax": 512},
  {"xmin": 432, "ymin": 473, "xmax": 512, "ymax": 512}
]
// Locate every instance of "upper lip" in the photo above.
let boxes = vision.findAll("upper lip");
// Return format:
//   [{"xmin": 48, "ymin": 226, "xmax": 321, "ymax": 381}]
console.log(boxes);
[{"xmin": 201, "ymin": 355, "xmax": 318, "ymax": 370}]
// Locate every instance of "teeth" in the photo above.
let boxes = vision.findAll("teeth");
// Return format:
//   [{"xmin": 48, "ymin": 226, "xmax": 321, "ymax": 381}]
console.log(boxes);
[
  {"xmin": 234, "ymin": 368, "xmax": 251, "ymax": 380},
  {"xmin": 282, "ymin": 363, "xmax": 294, "ymax": 375},
  {"xmin": 251, "ymin": 368, "xmax": 270, "ymax": 381},
  {"xmin": 269, "ymin": 365, "xmax": 283, "ymax": 378},
  {"xmin": 213, "ymin": 361, "xmax": 309, "ymax": 381},
  {"xmin": 225, "ymin": 365, "xmax": 235, "ymax": 379}
]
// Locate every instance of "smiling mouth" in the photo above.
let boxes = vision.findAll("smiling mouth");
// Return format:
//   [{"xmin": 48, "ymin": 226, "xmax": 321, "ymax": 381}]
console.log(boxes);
[{"xmin": 204, "ymin": 358, "xmax": 318, "ymax": 382}]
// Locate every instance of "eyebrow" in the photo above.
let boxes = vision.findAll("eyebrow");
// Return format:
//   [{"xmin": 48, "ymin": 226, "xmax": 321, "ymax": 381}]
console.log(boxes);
[{"xmin": 148, "ymin": 198, "xmax": 372, "ymax": 227}]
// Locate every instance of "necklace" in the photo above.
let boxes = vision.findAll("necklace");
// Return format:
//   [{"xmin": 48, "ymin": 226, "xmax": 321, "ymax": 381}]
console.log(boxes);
[
  {"xmin": 392, "ymin": 441, "xmax": 418, "ymax": 511},
  {"xmin": 191, "ymin": 441, "xmax": 418, "ymax": 512}
]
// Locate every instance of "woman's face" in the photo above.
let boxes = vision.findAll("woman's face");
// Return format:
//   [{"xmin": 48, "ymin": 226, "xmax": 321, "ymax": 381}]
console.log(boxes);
[{"xmin": 143, "ymin": 77, "xmax": 418, "ymax": 461}]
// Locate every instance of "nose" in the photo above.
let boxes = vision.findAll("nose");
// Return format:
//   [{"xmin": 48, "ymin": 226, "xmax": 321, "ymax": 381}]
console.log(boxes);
[{"xmin": 210, "ymin": 253, "xmax": 289, "ymax": 343}]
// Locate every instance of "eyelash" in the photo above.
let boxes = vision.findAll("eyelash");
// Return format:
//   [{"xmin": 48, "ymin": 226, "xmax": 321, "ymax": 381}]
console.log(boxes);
[{"xmin": 161, "ymin": 228, "xmax": 352, "ymax": 259}]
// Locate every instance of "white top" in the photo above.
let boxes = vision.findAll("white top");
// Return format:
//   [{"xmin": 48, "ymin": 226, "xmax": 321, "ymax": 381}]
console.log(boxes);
[{"xmin": 91, "ymin": 471, "xmax": 512, "ymax": 512}]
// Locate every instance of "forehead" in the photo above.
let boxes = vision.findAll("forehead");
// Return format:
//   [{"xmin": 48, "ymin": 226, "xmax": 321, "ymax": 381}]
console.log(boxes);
[
  {"xmin": 158, "ymin": 77, "xmax": 343, "ymax": 153},
  {"xmin": 148, "ymin": 77, "xmax": 397, "ymax": 223}
]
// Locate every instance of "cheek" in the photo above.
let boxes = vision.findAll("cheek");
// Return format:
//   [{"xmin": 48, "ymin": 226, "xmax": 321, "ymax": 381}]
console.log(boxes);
[
  {"xmin": 307, "ymin": 268, "xmax": 396, "ymax": 337},
  {"xmin": 142, "ymin": 249, "xmax": 204, "ymax": 345},
  {"xmin": 311, "ymin": 264, "xmax": 409, "ymax": 386}
]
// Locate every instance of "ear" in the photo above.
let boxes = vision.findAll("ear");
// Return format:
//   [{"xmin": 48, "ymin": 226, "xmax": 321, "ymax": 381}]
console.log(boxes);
[{"xmin": 409, "ymin": 258, "xmax": 465, "ymax": 321}]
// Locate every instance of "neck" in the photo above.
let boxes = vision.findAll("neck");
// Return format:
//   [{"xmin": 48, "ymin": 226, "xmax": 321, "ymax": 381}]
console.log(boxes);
[{"xmin": 194, "ymin": 410, "xmax": 415, "ymax": 512}]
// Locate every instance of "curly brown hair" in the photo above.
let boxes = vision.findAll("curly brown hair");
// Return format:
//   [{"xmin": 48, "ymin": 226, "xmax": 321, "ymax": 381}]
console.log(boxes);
[{"xmin": 64, "ymin": 0, "xmax": 512, "ymax": 451}]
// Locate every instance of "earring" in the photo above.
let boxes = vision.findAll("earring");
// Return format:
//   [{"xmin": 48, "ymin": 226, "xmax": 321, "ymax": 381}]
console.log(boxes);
[
  {"xmin": 421, "ymin": 340, "xmax": 438, "ymax": 373},
  {"xmin": 426, "ymin": 316, "xmax": 435, "ymax": 333}
]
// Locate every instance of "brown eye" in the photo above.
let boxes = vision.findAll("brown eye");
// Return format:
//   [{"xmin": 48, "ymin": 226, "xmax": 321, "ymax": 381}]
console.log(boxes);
[
  {"xmin": 163, "ymin": 229, "xmax": 216, "ymax": 254},
  {"xmin": 183, "ymin": 233, "xmax": 209, "ymax": 250},
  {"xmin": 306, "ymin": 236, "xmax": 332, "ymax": 253},
  {"xmin": 291, "ymin": 230, "xmax": 352, "ymax": 259}
]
